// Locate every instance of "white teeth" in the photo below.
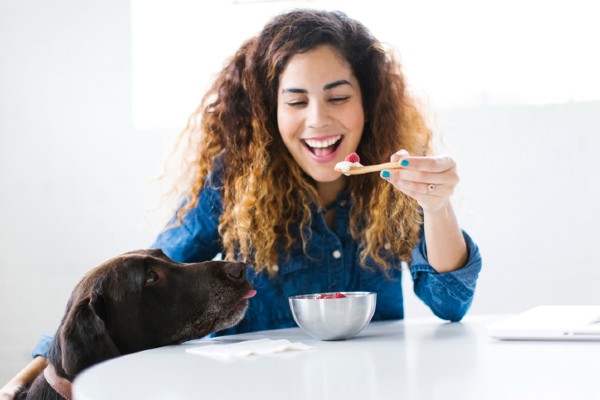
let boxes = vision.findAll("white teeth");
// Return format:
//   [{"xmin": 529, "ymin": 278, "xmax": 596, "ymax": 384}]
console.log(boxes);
[{"xmin": 304, "ymin": 135, "xmax": 342, "ymax": 148}]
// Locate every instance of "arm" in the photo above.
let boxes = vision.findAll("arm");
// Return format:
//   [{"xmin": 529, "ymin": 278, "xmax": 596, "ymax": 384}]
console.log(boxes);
[
  {"xmin": 422, "ymin": 202, "xmax": 467, "ymax": 272},
  {"xmin": 0, "ymin": 356, "xmax": 46, "ymax": 400},
  {"xmin": 410, "ymin": 230, "xmax": 482, "ymax": 321},
  {"xmin": 381, "ymin": 150, "xmax": 467, "ymax": 272},
  {"xmin": 382, "ymin": 150, "xmax": 481, "ymax": 321},
  {"xmin": 152, "ymin": 167, "xmax": 225, "ymax": 263}
]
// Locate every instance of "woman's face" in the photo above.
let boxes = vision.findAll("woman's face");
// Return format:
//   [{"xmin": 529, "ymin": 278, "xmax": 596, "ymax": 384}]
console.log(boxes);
[{"xmin": 277, "ymin": 45, "xmax": 365, "ymax": 183}]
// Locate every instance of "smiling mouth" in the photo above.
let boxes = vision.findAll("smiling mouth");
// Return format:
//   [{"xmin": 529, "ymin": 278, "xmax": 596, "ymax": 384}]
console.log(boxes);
[{"xmin": 302, "ymin": 135, "xmax": 342, "ymax": 157}]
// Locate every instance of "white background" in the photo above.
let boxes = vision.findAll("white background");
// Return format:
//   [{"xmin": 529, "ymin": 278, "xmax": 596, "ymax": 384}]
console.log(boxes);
[{"xmin": 1, "ymin": 0, "xmax": 599, "ymax": 385}]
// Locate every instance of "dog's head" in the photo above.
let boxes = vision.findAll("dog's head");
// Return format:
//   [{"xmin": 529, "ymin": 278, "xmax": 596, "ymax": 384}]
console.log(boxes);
[{"xmin": 57, "ymin": 249, "xmax": 255, "ymax": 377}]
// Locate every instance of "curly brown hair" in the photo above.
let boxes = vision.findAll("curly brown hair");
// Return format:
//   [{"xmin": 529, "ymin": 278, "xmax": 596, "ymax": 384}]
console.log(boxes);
[{"xmin": 167, "ymin": 9, "xmax": 432, "ymax": 275}]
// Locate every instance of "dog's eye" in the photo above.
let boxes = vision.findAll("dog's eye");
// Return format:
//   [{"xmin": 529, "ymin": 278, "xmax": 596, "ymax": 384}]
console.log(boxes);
[{"xmin": 145, "ymin": 269, "xmax": 160, "ymax": 285}]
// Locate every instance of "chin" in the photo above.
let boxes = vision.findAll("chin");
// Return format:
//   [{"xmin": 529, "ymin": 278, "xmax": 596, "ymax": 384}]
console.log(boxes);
[{"xmin": 310, "ymin": 171, "xmax": 346, "ymax": 184}]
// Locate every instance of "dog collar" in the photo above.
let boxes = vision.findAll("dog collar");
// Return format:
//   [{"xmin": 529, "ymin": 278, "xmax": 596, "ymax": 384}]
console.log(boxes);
[{"xmin": 43, "ymin": 364, "xmax": 72, "ymax": 400}]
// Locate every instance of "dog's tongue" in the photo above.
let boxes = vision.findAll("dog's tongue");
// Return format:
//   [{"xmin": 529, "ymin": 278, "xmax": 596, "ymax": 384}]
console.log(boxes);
[{"xmin": 243, "ymin": 289, "xmax": 257, "ymax": 299}]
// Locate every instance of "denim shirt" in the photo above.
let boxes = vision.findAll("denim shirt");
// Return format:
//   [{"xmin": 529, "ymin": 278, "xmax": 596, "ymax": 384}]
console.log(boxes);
[
  {"xmin": 151, "ymin": 164, "xmax": 482, "ymax": 336},
  {"xmin": 31, "ymin": 170, "xmax": 482, "ymax": 358}
]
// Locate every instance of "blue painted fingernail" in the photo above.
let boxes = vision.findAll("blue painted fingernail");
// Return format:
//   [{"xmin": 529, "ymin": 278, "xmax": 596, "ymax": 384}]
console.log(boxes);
[
  {"xmin": 381, "ymin": 170, "xmax": 391, "ymax": 179},
  {"xmin": 400, "ymin": 159, "xmax": 409, "ymax": 167}
]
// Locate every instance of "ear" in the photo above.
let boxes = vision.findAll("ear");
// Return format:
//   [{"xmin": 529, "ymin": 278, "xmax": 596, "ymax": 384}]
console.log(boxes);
[{"xmin": 60, "ymin": 290, "xmax": 120, "ymax": 376}]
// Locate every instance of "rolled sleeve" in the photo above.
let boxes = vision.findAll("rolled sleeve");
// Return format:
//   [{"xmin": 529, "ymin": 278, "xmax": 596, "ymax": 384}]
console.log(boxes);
[
  {"xmin": 410, "ymin": 230, "xmax": 482, "ymax": 321},
  {"xmin": 32, "ymin": 333, "xmax": 53, "ymax": 359}
]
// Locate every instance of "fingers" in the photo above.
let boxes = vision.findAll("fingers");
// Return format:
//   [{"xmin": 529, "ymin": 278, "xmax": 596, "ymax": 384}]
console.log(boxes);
[
  {"xmin": 393, "ymin": 152, "xmax": 456, "ymax": 174},
  {"xmin": 389, "ymin": 166, "xmax": 458, "ymax": 186},
  {"xmin": 0, "ymin": 382, "xmax": 23, "ymax": 400},
  {"xmin": 0, "ymin": 356, "xmax": 47, "ymax": 400},
  {"xmin": 381, "ymin": 150, "xmax": 459, "ymax": 212},
  {"xmin": 389, "ymin": 179, "xmax": 453, "ymax": 198},
  {"xmin": 385, "ymin": 151, "xmax": 459, "ymax": 186},
  {"xmin": 390, "ymin": 149, "xmax": 410, "ymax": 162}
]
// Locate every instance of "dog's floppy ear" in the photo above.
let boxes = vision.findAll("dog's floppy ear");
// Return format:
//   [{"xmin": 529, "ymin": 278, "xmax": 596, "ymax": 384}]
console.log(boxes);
[{"xmin": 60, "ymin": 289, "xmax": 120, "ymax": 376}]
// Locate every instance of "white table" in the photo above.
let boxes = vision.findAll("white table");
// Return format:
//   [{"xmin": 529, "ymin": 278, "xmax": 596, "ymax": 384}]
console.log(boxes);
[{"xmin": 72, "ymin": 315, "xmax": 600, "ymax": 400}]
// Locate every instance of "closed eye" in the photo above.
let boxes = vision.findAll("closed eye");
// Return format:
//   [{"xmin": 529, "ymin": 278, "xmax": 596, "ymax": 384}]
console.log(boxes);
[
  {"xmin": 330, "ymin": 96, "xmax": 349, "ymax": 104},
  {"xmin": 287, "ymin": 97, "xmax": 349, "ymax": 107},
  {"xmin": 286, "ymin": 100, "xmax": 307, "ymax": 107}
]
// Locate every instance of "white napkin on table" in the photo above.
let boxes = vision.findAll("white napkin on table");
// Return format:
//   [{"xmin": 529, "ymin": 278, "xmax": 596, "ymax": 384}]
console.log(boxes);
[{"xmin": 185, "ymin": 338, "xmax": 313, "ymax": 360}]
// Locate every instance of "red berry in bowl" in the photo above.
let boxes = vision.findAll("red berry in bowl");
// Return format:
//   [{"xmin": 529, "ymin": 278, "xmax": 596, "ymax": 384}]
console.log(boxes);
[{"xmin": 316, "ymin": 292, "xmax": 346, "ymax": 299}]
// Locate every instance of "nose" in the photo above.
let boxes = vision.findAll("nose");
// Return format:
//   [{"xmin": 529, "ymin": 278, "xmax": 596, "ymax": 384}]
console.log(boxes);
[
  {"xmin": 307, "ymin": 101, "xmax": 331, "ymax": 129},
  {"xmin": 223, "ymin": 262, "xmax": 247, "ymax": 282}
]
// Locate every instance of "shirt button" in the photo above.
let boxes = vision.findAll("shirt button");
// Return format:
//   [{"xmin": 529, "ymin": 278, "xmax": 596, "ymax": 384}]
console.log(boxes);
[
  {"xmin": 271, "ymin": 264, "xmax": 279, "ymax": 273},
  {"xmin": 340, "ymin": 200, "xmax": 347, "ymax": 207},
  {"xmin": 332, "ymin": 250, "xmax": 342, "ymax": 259}
]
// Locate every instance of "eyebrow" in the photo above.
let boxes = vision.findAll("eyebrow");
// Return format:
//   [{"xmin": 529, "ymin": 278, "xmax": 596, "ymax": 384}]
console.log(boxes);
[{"xmin": 281, "ymin": 79, "xmax": 353, "ymax": 94}]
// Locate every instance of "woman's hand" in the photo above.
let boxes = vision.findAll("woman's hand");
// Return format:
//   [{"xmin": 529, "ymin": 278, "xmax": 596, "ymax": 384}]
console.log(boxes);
[
  {"xmin": 380, "ymin": 149, "xmax": 459, "ymax": 214},
  {"xmin": 0, "ymin": 356, "xmax": 47, "ymax": 400},
  {"xmin": 381, "ymin": 149, "xmax": 466, "ymax": 272}
]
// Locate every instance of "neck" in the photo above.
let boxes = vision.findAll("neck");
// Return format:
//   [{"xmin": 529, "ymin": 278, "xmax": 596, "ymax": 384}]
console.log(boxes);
[
  {"xmin": 43, "ymin": 364, "xmax": 72, "ymax": 400},
  {"xmin": 316, "ymin": 177, "xmax": 346, "ymax": 208}
]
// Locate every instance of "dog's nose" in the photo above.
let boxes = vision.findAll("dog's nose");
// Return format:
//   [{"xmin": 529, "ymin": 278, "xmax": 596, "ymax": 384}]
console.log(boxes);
[{"xmin": 223, "ymin": 262, "xmax": 247, "ymax": 282}]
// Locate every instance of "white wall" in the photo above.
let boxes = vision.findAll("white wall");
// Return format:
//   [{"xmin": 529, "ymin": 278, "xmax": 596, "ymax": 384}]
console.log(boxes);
[
  {"xmin": 0, "ymin": 0, "xmax": 168, "ymax": 384},
  {"xmin": 403, "ymin": 101, "xmax": 600, "ymax": 318},
  {"xmin": 132, "ymin": 0, "xmax": 600, "ymax": 128},
  {"xmin": 1, "ymin": 0, "xmax": 600, "ymax": 385}
]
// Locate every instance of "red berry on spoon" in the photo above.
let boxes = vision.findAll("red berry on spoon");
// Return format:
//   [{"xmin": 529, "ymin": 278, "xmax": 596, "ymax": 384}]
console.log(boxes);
[{"xmin": 344, "ymin": 152, "xmax": 360, "ymax": 163}]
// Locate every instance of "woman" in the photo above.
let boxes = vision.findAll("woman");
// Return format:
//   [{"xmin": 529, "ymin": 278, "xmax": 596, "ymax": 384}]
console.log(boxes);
[
  {"xmin": 1, "ymin": 8, "xmax": 481, "ymax": 397},
  {"xmin": 152, "ymin": 8, "xmax": 481, "ymax": 334}
]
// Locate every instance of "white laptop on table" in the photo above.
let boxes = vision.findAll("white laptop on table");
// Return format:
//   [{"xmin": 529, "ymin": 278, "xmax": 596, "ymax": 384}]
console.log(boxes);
[{"xmin": 487, "ymin": 305, "xmax": 600, "ymax": 341}]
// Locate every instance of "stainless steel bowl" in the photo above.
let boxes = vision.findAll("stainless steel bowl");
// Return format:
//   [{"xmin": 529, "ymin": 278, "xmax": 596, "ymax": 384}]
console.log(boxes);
[{"xmin": 288, "ymin": 292, "xmax": 377, "ymax": 340}]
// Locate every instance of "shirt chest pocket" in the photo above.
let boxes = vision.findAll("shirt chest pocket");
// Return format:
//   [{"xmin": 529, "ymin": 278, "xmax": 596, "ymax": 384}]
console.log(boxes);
[{"xmin": 276, "ymin": 258, "xmax": 312, "ymax": 298}]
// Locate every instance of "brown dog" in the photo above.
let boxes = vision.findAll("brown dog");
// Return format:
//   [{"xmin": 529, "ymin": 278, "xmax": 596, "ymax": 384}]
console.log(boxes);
[{"xmin": 12, "ymin": 249, "xmax": 256, "ymax": 400}]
